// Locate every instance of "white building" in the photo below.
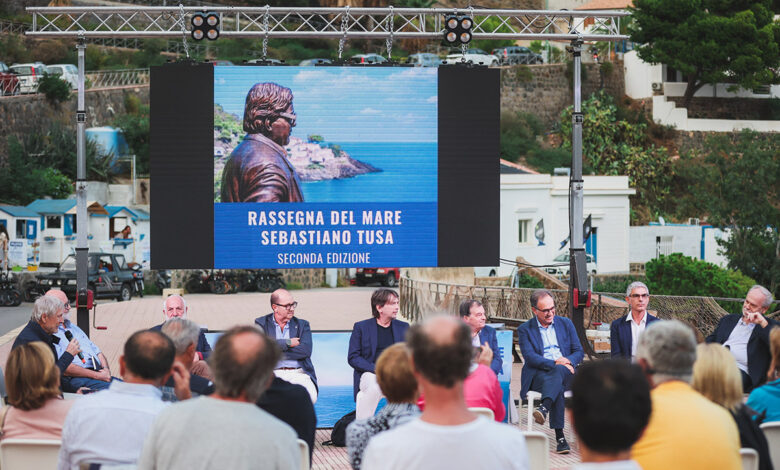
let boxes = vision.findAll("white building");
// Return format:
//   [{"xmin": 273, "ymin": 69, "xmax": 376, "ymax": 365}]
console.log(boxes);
[
  {"xmin": 0, "ymin": 205, "xmax": 42, "ymax": 268},
  {"xmin": 476, "ymin": 161, "xmax": 635, "ymax": 277},
  {"xmin": 629, "ymin": 223, "xmax": 731, "ymax": 267}
]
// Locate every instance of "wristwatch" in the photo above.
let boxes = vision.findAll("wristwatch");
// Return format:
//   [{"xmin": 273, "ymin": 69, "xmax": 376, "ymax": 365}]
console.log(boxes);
[{"xmin": 286, "ymin": 339, "xmax": 292, "ymax": 347}]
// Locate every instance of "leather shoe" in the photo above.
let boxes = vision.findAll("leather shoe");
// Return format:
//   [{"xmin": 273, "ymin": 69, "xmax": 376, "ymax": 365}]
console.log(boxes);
[
  {"xmin": 556, "ymin": 437, "xmax": 570, "ymax": 454},
  {"xmin": 533, "ymin": 404, "xmax": 548, "ymax": 425}
]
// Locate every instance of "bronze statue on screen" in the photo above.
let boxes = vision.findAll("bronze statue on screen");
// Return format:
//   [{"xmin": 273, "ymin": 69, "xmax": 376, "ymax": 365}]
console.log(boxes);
[{"xmin": 220, "ymin": 82, "xmax": 304, "ymax": 203}]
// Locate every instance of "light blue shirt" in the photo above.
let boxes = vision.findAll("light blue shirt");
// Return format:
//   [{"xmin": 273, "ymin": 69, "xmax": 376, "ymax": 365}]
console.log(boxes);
[
  {"xmin": 724, "ymin": 317, "xmax": 755, "ymax": 373},
  {"xmin": 54, "ymin": 319, "xmax": 102, "ymax": 369},
  {"xmin": 539, "ymin": 321, "xmax": 562, "ymax": 361},
  {"xmin": 58, "ymin": 381, "xmax": 168, "ymax": 470},
  {"xmin": 274, "ymin": 318, "xmax": 301, "ymax": 369}
]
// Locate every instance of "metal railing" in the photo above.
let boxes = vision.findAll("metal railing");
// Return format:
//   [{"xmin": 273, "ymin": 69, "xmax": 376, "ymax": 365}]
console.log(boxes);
[
  {"xmin": 86, "ymin": 68, "xmax": 150, "ymax": 88},
  {"xmin": 0, "ymin": 19, "xmax": 29, "ymax": 35}
]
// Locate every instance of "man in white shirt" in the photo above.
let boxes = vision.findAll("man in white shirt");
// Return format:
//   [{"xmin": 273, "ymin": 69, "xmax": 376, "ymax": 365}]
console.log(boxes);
[
  {"xmin": 138, "ymin": 325, "xmax": 300, "ymax": 470},
  {"xmin": 569, "ymin": 360, "xmax": 651, "ymax": 470},
  {"xmin": 362, "ymin": 315, "xmax": 529, "ymax": 470},
  {"xmin": 58, "ymin": 330, "xmax": 190, "ymax": 470},
  {"xmin": 610, "ymin": 282, "xmax": 660, "ymax": 361},
  {"xmin": 706, "ymin": 285, "xmax": 777, "ymax": 392}
]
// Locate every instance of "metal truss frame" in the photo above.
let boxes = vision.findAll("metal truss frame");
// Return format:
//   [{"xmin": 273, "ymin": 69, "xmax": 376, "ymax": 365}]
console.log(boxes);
[{"xmin": 26, "ymin": 6, "xmax": 629, "ymax": 41}]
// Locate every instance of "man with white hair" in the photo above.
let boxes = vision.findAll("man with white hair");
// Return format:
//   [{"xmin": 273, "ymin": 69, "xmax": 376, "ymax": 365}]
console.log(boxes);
[
  {"xmin": 610, "ymin": 281, "xmax": 661, "ymax": 360},
  {"xmin": 632, "ymin": 320, "xmax": 741, "ymax": 470},
  {"xmin": 47, "ymin": 289, "xmax": 115, "ymax": 392},
  {"xmin": 706, "ymin": 285, "xmax": 778, "ymax": 392},
  {"xmin": 160, "ymin": 318, "xmax": 214, "ymax": 399},
  {"xmin": 12, "ymin": 295, "xmax": 81, "ymax": 376},
  {"xmin": 152, "ymin": 295, "xmax": 213, "ymax": 380}
]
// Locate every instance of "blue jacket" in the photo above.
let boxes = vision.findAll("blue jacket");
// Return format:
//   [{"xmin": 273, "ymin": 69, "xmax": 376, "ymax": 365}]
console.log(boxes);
[
  {"xmin": 13, "ymin": 320, "xmax": 74, "ymax": 374},
  {"xmin": 347, "ymin": 318, "xmax": 409, "ymax": 399},
  {"xmin": 255, "ymin": 313, "xmax": 318, "ymax": 391},
  {"xmin": 478, "ymin": 325, "xmax": 503, "ymax": 376},
  {"xmin": 610, "ymin": 312, "xmax": 660, "ymax": 359},
  {"xmin": 517, "ymin": 316, "xmax": 584, "ymax": 400}
]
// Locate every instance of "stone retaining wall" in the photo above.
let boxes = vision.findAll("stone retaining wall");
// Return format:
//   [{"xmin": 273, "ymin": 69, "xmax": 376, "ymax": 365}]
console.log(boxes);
[{"xmin": 667, "ymin": 96, "xmax": 778, "ymax": 120}]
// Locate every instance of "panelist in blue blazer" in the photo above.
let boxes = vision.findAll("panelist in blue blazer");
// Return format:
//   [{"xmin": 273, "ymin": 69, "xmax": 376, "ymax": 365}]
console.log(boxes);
[
  {"xmin": 610, "ymin": 282, "xmax": 660, "ymax": 361},
  {"xmin": 459, "ymin": 299, "xmax": 503, "ymax": 376},
  {"xmin": 255, "ymin": 289, "xmax": 318, "ymax": 404},
  {"xmin": 348, "ymin": 288, "xmax": 409, "ymax": 419},
  {"xmin": 517, "ymin": 289, "xmax": 584, "ymax": 454}
]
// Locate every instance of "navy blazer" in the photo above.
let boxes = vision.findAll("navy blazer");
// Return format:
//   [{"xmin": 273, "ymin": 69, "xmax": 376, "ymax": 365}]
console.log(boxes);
[
  {"xmin": 706, "ymin": 314, "xmax": 777, "ymax": 389},
  {"xmin": 254, "ymin": 313, "xmax": 318, "ymax": 391},
  {"xmin": 347, "ymin": 317, "xmax": 409, "ymax": 399},
  {"xmin": 610, "ymin": 312, "xmax": 660, "ymax": 359},
  {"xmin": 478, "ymin": 325, "xmax": 503, "ymax": 376},
  {"xmin": 517, "ymin": 316, "xmax": 584, "ymax": 400}
]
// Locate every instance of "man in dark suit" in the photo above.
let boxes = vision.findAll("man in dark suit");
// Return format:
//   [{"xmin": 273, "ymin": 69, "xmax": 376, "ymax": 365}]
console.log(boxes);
[
  {"xmin": 706, "ymin": 285, "xmax": 777, "ymax": 392},
  {"xmin": 611, "ymin": 281, "xmax": 660, "ymax": 360},
  {"xmin": 518, "ymin": 289, "xmax": 584, "ymax": 454},
  {"xmin": 257, "ymin": 377, "xmax": 316, "ymax": 466},
  {"xmin": 459, "ymin": 299, "xmax": 503, "ymax": 376},
  {"xmin": 348, "ymin": 288, "xmax": 409, "ymax": 419},
  {"xmin": 255, "ymin": 289, "xmax": 318, "ymax": 403}
]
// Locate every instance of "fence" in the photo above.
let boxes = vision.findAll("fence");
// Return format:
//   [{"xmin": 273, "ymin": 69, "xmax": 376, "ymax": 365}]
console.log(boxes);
[
  {"xmin": 399, "ymin": 278, "xmax": 778, "ymax": 340},
  {"xmin": 86, "ymin": 68, "xmax": 150, "ymax": 89}
]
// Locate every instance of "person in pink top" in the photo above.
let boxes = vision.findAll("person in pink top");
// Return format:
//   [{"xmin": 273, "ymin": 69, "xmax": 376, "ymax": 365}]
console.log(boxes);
[{"xmin": 1, "ymin": 342, "xmax": 73, "ymax": 440}]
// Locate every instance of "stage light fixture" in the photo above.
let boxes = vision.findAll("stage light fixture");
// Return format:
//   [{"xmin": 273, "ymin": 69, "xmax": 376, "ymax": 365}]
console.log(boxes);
[
  {"xmin": 443, "ymin": 15, "xmax": 473, "ymax": 45},
  {"xmin": 191, "ymin": 11, "xmax": 220, "ymax": 41}
]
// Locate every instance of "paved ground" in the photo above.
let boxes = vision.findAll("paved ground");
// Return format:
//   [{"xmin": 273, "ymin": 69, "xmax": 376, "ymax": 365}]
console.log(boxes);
[{"xmin": 0, "ymin": 288, "xmax": 582, "ymax": 469}]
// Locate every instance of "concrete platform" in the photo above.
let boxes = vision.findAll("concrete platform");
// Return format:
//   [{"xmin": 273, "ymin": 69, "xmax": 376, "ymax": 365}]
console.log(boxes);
[{"xmin": 0, "ymin": 288, "xmax": 582, "ymax": 469}]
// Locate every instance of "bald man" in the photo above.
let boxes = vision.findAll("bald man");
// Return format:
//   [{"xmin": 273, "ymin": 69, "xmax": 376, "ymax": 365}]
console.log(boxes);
[
  {"xmin": 254, "ymin": 289, "xmax": 317, "ymax": 404},
  {"xmin": 47, "ymin": 289, "xmax": 116, "ymax": 392}
]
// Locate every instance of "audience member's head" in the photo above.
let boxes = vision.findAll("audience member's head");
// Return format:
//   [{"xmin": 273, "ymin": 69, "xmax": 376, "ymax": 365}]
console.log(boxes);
[
  {"xmin": 209, "ymin": 326, "xmax": 280, "ymax": 402},
  {"xmin": 163, "ymin": 295, "xmax": 187, "ymax": 321},
  {"xmin": 161, "ymin": 318, "xmax": 201, "ymax": 367},
  {"xmin": 406, "ymin": 315, "xmax": 472, "ymax": 388},
  {"xmin": 636, "ymin": 320, "xmax": 697, "ymax": 387},
  {"xmin": 767, "ymin": 327, "xmax": 780, "ymax": 382},
  {"xmin": 121, "ymin": 330, "xmax": 176, "ymax": 385},
  {"xmin": 570, "ymin": 360, "xmax": 651, "ymax": 460},
  {"xmin": 375, "ymin": 343, "xmax": 418, "ymax": 404},
  {"xmin": 31, "ymin": 295, "xmax": 65, "ymax": 334},
  {"xmin": 44, "ymin": 289, "xmax": 70, "ymax": 320},
  {"xmin": 5, "ymin": 342, "xmax": 61, "ymax": 411},
  {"xmin": 692, "ymin": 343, "xmax": 742, "ymax": 412},
  {"xmin": 371, "ymin": 289, "xmax": 399, "ymax": 319}
]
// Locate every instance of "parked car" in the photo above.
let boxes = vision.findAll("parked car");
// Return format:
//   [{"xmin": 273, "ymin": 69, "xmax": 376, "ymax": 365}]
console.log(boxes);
[
  {"xmin": 246, "ymin": 58, "xmax": 283, "ymax": 65},
  {"xmin": 26, "ymin": 252, "xmax": 138, "ymax": 302},
  {"xmin": 210, "ymin": 60, "xmax": 235, "ymax": 66},
  {"xmin": 299, "ymin": 58, "xmax": 332, "ymax": 66},
  {"xmin": 46, "ymin": 64, "xmax": 78, "ymax": 89},
  {"xmin": 406, "ymin": 53, "xmax": 441, "ymax": 67},
  {"xmin": 442, "ymin": 52, "xmax": 499, "ymax": 66},
  {"xmin": 0, "ymin": 61, "xmax": 20, "ymax": 96},
  {"xmin": 355, "ymin": 267, "xmax": 399, "ymax": 287},
  {"xmin": 350, "ymin": 54, "xmax": 386, "ymax": 64},
  {"xmin": 545, "ymin": 253, "xmax": 598, "ymax": 277},
  {"xmin": 492, "ymin": 46, "xmax": 543, "ymax": 65},
  {"xmin": 9, "ymin": 63, "xmax": 49, "ymax": 94}
]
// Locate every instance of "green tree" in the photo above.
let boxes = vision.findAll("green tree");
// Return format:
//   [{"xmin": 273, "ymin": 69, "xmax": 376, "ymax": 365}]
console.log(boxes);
[
  {"xmin": 37, "ymin": 73, "xmax": 71, "ymax": 107},
  {"xmin": 646, "ymin": 253, "xmax": 756, "ymax": 299},
  {"xmin": 113, "ymin": 103, "xmax": 150, "ymax": 176},
  {"xmin": 629, "ymin": 0, "xmax": 780, "ymax": 107}
]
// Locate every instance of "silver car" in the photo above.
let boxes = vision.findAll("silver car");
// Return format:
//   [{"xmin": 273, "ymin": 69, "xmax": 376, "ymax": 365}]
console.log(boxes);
[
  {"xmin": 46, "ymin": 64, "xmax": 79, "ymax": 89},
  {"xmin": 406, "ymin": 53, "xmax": 441, "ymax": 67}
]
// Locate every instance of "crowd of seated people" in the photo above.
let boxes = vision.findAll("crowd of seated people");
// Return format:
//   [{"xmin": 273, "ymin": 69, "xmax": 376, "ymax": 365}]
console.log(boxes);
[{"xmin": 0, "ymin": 283, "xmax": 777, "ymax": 469}]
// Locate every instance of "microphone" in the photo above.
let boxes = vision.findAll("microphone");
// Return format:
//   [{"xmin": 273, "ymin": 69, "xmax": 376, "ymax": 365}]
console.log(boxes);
[{"xmin": 64, "ymin": 330, "xmax": 86, "ymax": 364}]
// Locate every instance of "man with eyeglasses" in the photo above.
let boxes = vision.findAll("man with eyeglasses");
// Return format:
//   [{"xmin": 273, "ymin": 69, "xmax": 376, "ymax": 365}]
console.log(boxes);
[
  {"xmin": 517, "ymin": 289, "xmax": 583, "ymax": 454},
  {"xmin": 254, "ymin": 288, "xmax": 317, "ymax": 403},
  {"xmin": 610, "ymin": 281, "xmax": 660, "ymax": 361},
  {"xmin": 47, "ymin": 289, "xmax": 116, "ymax": 392},
  {"xmin": 220, "ymin": 82, "xmax": 304, "ymax": 203}
]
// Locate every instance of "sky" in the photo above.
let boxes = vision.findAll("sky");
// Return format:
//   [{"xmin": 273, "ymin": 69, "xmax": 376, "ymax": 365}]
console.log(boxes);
[{"xmin": 214, "ymin": 66, "xmax": 438, "ymax": 143}]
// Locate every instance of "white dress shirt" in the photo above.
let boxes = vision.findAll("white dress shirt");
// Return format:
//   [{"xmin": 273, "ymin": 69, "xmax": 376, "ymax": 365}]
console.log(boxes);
[
  {"xmin": 58, "ymin": 381, "xmax": 168, "ymax": 470},
  {"xmin": 627, "ymin": 311, "xmax": 648, "ymax": 360},
  {"xmin": 724, "ymin": 317, "xmax": 755, "ymax": 373}
]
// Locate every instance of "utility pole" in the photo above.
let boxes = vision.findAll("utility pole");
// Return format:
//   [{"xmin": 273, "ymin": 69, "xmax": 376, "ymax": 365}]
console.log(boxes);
[{"xmin": 75, "ymin": 34, "xmax": 90, "ymax": 336}]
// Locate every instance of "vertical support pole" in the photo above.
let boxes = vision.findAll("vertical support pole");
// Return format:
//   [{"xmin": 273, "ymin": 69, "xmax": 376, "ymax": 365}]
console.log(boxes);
[
  {"xmin": 75, "ymin": 35, "xmax": 90, "ymax": 337},
  {"xmin": 568, "ymin": 36, "xmax": 593, "ymax": 355}
]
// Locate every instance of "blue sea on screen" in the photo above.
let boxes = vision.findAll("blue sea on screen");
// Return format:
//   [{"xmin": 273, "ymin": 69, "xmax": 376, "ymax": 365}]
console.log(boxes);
[
  {"xmin": 315, "ymin": 386, "xmax": 387, "ymax": 427},
  {"xmin": 301, "ymin": 142, "xmax": 437, "ymax": 203}
]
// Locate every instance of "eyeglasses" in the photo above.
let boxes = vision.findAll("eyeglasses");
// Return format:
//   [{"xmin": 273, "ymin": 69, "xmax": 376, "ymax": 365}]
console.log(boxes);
[
  {"xmin": 629, "ymin": 294, "xmax": 649, "ymax": 299},
  {"xmin": 63, "ymin": 302, "xmax": 70, "ymax": 311},
  {"xmin": 534, "ymin": 306, "xmax": 556, "ymax": 314},
  {"xmin": 274, "ymin": 302, "xmax": 298, "ymax": 310},
  {"xmin": 278, "ymin": 112, "xmax": 296, "ymax": 127}
]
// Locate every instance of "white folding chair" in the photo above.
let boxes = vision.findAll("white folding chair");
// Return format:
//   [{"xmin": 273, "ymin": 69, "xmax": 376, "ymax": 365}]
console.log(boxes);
[
  {"xmin": 740, "ymin": 448, "xmax": 759, "ymax": 470},
  {"xmin": 468, "ymin": 407, "xmax": 495, "ymax": 420},
  {"xmin": 522, "ymin": 431, "xmax": 550, "ymax": 470},
  {"xmin": 0, "ymin": 438, "xmax": 61, "ymax": 470},
  {"xmin": 297, "ymin": 438, "xmax": 310, "ymax": 470},
  {"xmin": 760, "ymin": 421, "xmax": 780, "ymax": 470},
  {"xmin": 524, "ymin": 390, "xmax": 542, "ymax": 431}
]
